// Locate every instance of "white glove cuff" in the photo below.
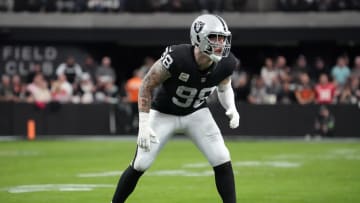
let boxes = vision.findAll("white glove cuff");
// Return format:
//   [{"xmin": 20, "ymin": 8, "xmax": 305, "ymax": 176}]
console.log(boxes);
[{"xmin": 139, "ymin": 112, "xmax": 149, "ymax": 123}]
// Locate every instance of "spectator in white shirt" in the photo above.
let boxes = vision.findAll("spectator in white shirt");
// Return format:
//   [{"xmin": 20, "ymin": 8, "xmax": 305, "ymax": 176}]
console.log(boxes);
[{"xmin": 56, "ymin": 56, "xmax": 83, "ymax": 85}]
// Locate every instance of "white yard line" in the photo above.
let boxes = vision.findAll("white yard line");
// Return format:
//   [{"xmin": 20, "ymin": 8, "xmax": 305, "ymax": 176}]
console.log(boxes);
[
  {"xmin": 2, "ymin": 184, "xmax": 114, "ymax": 193},
  {"xmin": 0, "ymin": 150, "xmax": 40, "ymax": 157}
]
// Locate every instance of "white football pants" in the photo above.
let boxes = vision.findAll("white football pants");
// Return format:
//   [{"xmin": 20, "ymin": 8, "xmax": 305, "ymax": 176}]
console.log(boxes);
[{"xmin": 132, "ymin": 108, "xmax": 231, "ymax": 171}]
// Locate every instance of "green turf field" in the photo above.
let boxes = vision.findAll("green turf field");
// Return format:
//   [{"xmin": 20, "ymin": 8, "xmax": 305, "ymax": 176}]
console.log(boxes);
[{"xmin": 0, "ymin": 139, "xmax": 359, "ymax": 203}]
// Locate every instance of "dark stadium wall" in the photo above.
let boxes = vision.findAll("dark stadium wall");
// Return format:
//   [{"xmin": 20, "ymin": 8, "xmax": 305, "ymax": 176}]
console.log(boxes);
[{"xmin": 0, "ymin": 102, "xmax": 359, "ymax": 137}]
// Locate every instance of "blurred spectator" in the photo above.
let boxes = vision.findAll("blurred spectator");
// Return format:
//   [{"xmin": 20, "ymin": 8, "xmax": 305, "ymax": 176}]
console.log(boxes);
[
  {"xmin": 230, "ymin": 58, "xmax": 242, "ymax": 87},
  {"xmin": 267, "ymin": 76, "xmax": 282, "ymax": 96},
  {"xmin": 82, "ymin": 55, "xmax": 98, "ymax": 83},
  {"xmin": 277, "ymin": 81, "xmax": 296, "ymax": 104},
  {"xmin": 231, "ymin": 0, "xmax": 248, "ymax": 11},
  {"xmin": 231, "ymin": 59, "xmax": 250, "ymax": 102},
  {"xmin": 95, "ymin": 77, "xmax": 119, "ymax": 103},
  {"xmin": 349, "ymin": 76, "xmax": 360, "ymax": 102},
  {"xmin": 331, "ymin": 56, "xmax": 351, "ymax": 87},
  {"xmin": 27, "ymin": 63, "xmax": 43, "ymax": 84},
  {"xmin": 331, "ymin": 0, "xmax": 351, "ymax": 11},
  {"xmin": 72, "ymin": 73, "xmax": 95, "ymax": 104},
  {"xmin": 314, "ymin": 73, "xmax": 336, "ymax": 104},
  {"xmin": 233, "ymin": 71, "xmax": 250, "ymax": 102},
  {"xmin": 0, "ymin": 74, "xmax": 13, "ymax": 101},
  {"xmin": 43, "ymin": 0, "xmax": 57, "ymax": 12},
  {"xmin": 56, "ymin": 56, "xmax": 83, "ymax": 85},
  {"xmin": 248, "ymin": 76, "xmax": 275, "ymax": 104},
  {"xmin": 274, "ymin": 55, "xmax": 291, "ymax": 82},
  {"xmin": 125, "ymin": 0, "xmax": 152, "ymax": 12},
  {"xmin": 139, "ymin": 56, "xmax": 155, "ymax": 78},
  {"xmin": 310, "ymin": 57, "xmax": 330, "ymax": 83},
  {"xmin": 95, "ymin": 56, "xmax": 116, "ymax": 86},
  {"xmin": 87, "ymin": 0, "xmax": 121, "ymax": 12},
  {"xmin": 351, "ymin": 56, "xmax": 360, "ymax": 78},
  {"xmin": 198, "ymin": 0, "xmax": 224, "ymax": 13},
  {"xmin": 57, "ymin": 0, "xmax": 88, "ymax": 12},
  {"xmin": 260, "ymin": 57, "xmax": 279, "ymax": 88},
  {"xmin": 295, "ymin": 73, "xmax": 315, "ymax": 105},
  {"xmin": 0, "ymin": 0, "xmax": 13, "ymax": 11},
  {"xmin": 278, "ymin": 0, "xmax": 360, "ymax": 11},
  {"xmin": 314, "ymin": 0, "xmax": 335, "ymax": 11},
  {"xmin": 11, "ymin": 74, "xmax": 26, "ymax": 102},
  {"xmin": 26, "ymin": 73, "xmax": 51, "ymax": 108},
  {"xmin": 337, "ymin": 76, "xmax": 360, "ymax": 104},
  {"xmin": 291, "ymin": 54, "xmax": 310, "ymax": 83},
  {"xmin": 147, "ymin": 0, "xmax": 167, "ymax": 11},
  {"xmin": 51, "ymin": 74, "xmax": 73, "ymax": 103},
  {"xmin": 278, "ymin": 0, "xmax": 315, "ymax": 12},
  {"xmin": 125, "ymin": 69, "xmax": 143, "ymax": 131},
  {"xmin": 314, "ymin": 105, "xmax": 335, "ymax": 137},
  {"xmin": 351, "ymin": 0, "xmax": 360, "ymax": 10},
  {"xmin": 260, "ymin": 57, "xmax": 282, "ymax": 96},
  {"xmin": 165, "ymin": 0, "xmax": 199, "ymax": 12}
]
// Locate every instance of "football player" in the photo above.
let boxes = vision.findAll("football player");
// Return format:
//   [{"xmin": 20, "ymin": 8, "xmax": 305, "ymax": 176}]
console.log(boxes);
[{"xmin": 112, "ymin": 14, "xmax": 240, "ymax": 203}]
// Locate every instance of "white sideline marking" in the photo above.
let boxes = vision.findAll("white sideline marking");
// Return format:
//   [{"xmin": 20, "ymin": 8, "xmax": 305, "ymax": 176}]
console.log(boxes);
[
  {"xmin": 182, "ymin": 163, "xmax": 209, "ymax": 168},
  {"xmin": 269, "ymin": 154, "xmax": 305, "ymax": 160},
  {"xmin": 184, "ymin": 161, "xmax": 301, "ymax": 168},
  {"xmin": 0, "ymin": 150, "xmax": 40, "ymax": 157},
  {"xmin": 77, "ymin": 160, "xmax": 301, "ymax": 178},
  {"xmin": 324, "ymin": 149, "xmax": 360, "ymax": 160},
  {"xmin": 148, "ymin": 170, "xmax": 213, "ymax": 176},
  {"xmin": 3, "ymin": 184, "xmax": 113, "ymax": 193},
  {"xmin": 77, "ymin": 171, "xmax": 123, "ymax": 177},
  {"xmin": 77, "ymin": 170, "xmax": 214, "ymax": 177},
  {"xmin": 234, "ymin": 161, "xmax": 301, "ymax": 168},
  {"xmin": 331, "ymin": 149, "xmax": 357, "ymax": 155}
]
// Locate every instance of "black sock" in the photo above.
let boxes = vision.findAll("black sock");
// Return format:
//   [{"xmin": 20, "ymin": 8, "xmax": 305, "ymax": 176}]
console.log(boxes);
[
  {"xmin": 112, "ymin": 165, "xmax": 144, "ymax": 203},
  {"xmin": 213, "ymin": 161, "xmax": 236, "ymax": 203}
]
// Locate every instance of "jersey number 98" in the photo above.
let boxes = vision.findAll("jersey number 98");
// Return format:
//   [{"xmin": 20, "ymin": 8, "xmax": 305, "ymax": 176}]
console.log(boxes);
[
  {"xmin": 172, "ymin": 86, "xmax": 213, "ymax": 108},
  {"xmin": 160, "ymin": 47, "xmax": 174, "ymax": 69}
]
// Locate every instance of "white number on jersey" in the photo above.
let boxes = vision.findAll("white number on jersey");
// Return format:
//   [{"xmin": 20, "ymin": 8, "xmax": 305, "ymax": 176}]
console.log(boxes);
[
  {"xmin": 172, "ymin": 86, "xmax": 214, "ymax": 108},
  {"xmin": 160, "ymin": 47, "xmax": 174, "ymax": 69}
]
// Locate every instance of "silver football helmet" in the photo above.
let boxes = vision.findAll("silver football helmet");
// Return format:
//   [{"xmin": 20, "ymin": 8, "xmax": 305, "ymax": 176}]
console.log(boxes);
[{"xmin": 190, "ymin": 14, "xmax": 231, "ymax": 62}]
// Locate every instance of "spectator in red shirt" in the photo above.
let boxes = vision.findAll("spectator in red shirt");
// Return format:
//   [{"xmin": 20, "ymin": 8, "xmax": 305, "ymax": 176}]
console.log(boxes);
[
  {"xmin": 295, "ymin": 73, "xmax": 315, "ymax": 105},
  {"xmin": 314, "ymin": 73, "xmax": 336, "ymax": 104}
]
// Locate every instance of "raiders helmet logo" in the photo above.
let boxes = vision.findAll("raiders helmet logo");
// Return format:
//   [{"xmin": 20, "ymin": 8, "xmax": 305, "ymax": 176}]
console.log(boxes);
[{"xmin": 194, "ymin": 21, "xmax": 205, "ymax": 33}]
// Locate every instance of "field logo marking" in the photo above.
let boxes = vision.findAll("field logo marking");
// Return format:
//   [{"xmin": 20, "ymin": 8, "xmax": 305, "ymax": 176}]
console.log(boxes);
[{"xmin": 3, "ymin": 184, "xmax": 113, "ymax": 193}]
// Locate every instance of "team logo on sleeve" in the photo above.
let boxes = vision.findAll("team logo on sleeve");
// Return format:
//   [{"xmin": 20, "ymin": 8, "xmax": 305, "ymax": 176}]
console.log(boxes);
[
  {"xmin": 194, "ymin": 21, "xmax": 205, "ymax": 33},
  {"xmin": 178, "ymin": 72, "xmax": 190, "ymax": 82}
]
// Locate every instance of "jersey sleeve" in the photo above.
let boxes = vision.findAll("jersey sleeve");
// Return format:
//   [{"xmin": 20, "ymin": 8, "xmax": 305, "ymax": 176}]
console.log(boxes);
[{"xmin": 223, "ymin": 52, "xmax": 239, "ymax": 77}]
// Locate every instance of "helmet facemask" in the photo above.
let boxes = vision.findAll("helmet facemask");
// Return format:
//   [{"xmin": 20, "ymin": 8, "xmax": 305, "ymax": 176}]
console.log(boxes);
[{"xmin": 201, "ymin": 33, "xmax": 231, "ymax": 62}]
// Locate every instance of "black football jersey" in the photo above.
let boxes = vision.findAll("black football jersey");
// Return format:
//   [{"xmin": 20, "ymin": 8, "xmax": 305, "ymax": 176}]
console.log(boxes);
[{"xmin": 151, "ymin": 44, "xmax": 238, "ymax": 116}]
